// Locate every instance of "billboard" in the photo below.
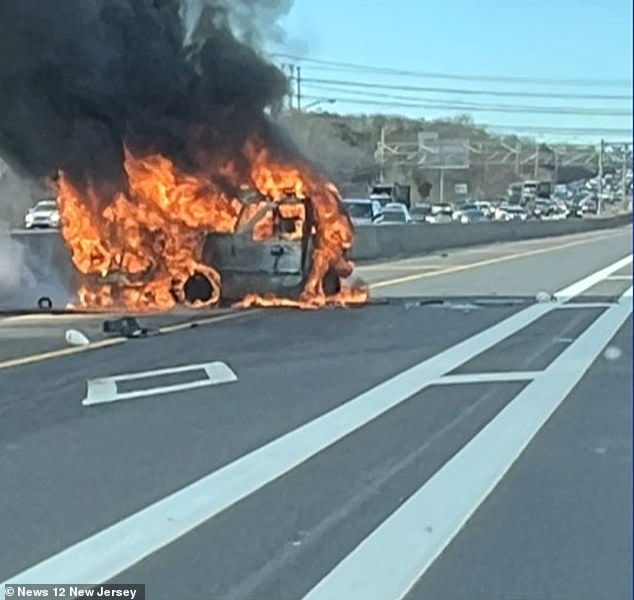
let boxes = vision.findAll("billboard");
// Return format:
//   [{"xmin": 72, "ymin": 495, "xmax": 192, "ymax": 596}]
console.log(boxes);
[{"xmin": 417, "ymin": 139, "xmax": 470, "ymax": 169}]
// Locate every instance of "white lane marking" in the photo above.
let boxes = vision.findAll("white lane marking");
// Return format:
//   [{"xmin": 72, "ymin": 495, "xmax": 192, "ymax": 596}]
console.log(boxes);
[
  {"xmin": 2, "ymin": 255, "xmax": 630, "ymax": 586},
  {"xmin": 431, "ymin": 371, "xmax": 541, "ymax": 385},
  {"xmin": 553, "ymin": 255, "xmax": 632, "ymax": 300},
  {"xmin": 355, "ymin": 265, "xmax": 448, "ymax": 272},
  {"xmin": 556, "ymin": 302, "xmax": 616, "ymax": 309},
  {"xmin": 82, "ymin": 362, "xmax": 238, "ymax": 406},
  {"xmin": 303, "ymin": 286, "xmax": 633, "ymax": 600},
  {"xmin": 370, "ymin": 234, "xmax": 631, "ymax": 290},
  {"xmin": 0, "ymin": 313, "xmax": 102, "ymax": 325}
]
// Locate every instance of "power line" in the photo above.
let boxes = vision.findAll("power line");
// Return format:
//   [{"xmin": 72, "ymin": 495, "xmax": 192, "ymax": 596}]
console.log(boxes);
[
  {"xmin": 300, "ymin": 92, "xmax": 632, "ymax": 117},
  {"xmin": 485, "ymin": 124, "xmax": 633, "ymax": 136},
  {"xmin": 297, "ymin": 96, "xmax": 633, "ymax": 137},
  {"xmin": 272, "ymin": 53, "xmax": 633, "ymax": 88},
  {"xmin": 299, "ymin": 76, "xmax": 632, "ymax": 101}
]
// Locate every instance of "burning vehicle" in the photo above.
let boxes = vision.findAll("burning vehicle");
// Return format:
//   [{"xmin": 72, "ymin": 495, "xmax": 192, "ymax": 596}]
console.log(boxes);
[
  {"xmin": 202, "ymin": 193, "xmax": 343, "ymax": 303},
  {"xmin": 68, "ymin": 182, "xmax": 350, "ymax": 309},
  {"xmin": 55, "ymin": 143, "xmax": 363, "ymax": 311},
  {"xmin": 0, "ymin": 0, "xmax": 366, "ymax": 312}
]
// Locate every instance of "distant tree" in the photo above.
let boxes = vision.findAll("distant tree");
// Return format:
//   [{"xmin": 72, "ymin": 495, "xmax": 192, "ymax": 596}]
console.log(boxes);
[
  {"xmin": 453, "ymin": 114, "xmax": 475, "ymax": 126},
  {"xmin": 411, "ymin": 169, "xmax": 433, "ymax": 199}
]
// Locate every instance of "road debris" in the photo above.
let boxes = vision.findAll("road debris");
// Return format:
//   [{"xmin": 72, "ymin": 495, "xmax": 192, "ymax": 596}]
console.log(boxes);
[{"xmin": 65, "ymin": 329, "xmax": 90, "ymax": 346}]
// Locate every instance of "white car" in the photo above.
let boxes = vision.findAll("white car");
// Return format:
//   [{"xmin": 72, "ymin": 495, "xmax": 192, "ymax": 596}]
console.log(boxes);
[
  {"xmin": 431, "ymin": 202, "xmax": 453, "ymax": 216},
  {"xmin": 342, "ymin": 198, "xmax": 384, "ymax": 226},
  {"xmin": 494, "ymin": 204, "xmax": 528, "ymax": 221},
  {"xmin": 474, "ymin": 201, "xmax": 494, "ymax": 218},
  {"xmin": 452, "ymin": 202, "xmax": 479, "ymax": 221},
  {"xmin": 25, "ymin": 199, "xmax": 61, "ymax": 229},
  {"xmin": 378, "ymin": 202, "xmax": 414, "ymax": 224}
]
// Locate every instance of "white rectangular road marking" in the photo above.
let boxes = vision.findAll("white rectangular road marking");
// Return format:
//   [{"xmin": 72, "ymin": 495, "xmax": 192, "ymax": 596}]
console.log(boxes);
[
  {"xmin": 82, "ymin": 362, "xmax": 238, "ymax": 406},
  {"xmin": 2, "ymin": 255, "xmax": 631, "ymax": 586},
  {"xmin": 303, "ymin": 286, "xmax": 633, "ymax": 600},
  {"xmin": 431, "ymin": 371, "xmax": 541, "ymax": 385}
]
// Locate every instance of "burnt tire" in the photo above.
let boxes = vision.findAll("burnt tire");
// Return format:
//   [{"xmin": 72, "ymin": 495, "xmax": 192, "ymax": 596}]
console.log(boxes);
[{"xmin": 322, "ymin": 268, "xmax": 341, "ymax": 296}]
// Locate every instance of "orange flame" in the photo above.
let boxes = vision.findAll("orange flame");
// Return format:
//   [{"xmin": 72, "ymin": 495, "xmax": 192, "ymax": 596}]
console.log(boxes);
[{"xmin": 56, "ymin": 136, "xmax": 368, "ymax": 311}]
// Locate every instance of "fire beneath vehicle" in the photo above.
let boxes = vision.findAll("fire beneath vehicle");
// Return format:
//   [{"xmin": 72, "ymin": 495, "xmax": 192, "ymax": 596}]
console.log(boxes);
[
  {"xmin": 55, "ymin": 138, "xmax": 368, "ymax": 311},
  {"xmin": 236, "ymin": 286, "xmax": 370, "ymax": 310}
]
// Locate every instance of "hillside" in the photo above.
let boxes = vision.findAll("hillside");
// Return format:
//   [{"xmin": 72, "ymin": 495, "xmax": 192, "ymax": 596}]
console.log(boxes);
[
  {"xmin": 1, "ymin": 112, "xmax": 598, "ymax": 226},
  {"xmin": 279, "ymin": 110, "xmax": 596, "ymax": 204}
]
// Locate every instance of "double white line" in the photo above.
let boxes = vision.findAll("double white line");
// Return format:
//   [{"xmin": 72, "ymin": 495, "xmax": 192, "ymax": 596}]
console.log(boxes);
[
  {"xmin": 2, "ymin": 255, "xmax": 632, "ymax": 592},
  {"xmin": 306, "ymin": 279, "xmax": 633, "ymax": 600}
]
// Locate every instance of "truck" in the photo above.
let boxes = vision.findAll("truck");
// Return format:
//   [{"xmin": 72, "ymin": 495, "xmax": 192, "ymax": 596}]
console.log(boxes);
[
  {"xmin": 369, "ymin": 182, "xmax": 412, "ymax": 209},
  {"xmin": 508, "ymin": 180, "xmax": 552, "ymax": 205}
]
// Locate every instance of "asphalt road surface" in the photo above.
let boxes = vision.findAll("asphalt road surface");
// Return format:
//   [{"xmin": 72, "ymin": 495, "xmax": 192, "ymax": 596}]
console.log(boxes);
[{"xmin": 1, "ymin": 225, "xmax": 632, "ymax": 600}]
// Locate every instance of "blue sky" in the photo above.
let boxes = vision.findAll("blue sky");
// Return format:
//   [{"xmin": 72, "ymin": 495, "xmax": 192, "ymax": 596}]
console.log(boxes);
[{"xmin": 272, "ymin": 0, "xmax": 633, "ymax": 142}]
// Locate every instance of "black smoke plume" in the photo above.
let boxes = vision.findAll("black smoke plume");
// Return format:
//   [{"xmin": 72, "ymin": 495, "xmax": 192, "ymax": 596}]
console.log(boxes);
[{"xmin": 0, "ymin": 0, "xmax": 290, "ymax": 203}]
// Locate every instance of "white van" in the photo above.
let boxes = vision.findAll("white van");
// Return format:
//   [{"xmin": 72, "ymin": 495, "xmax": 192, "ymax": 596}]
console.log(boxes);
[{"xmin": 342, "ymin": 198, "xmax": 384, "ymax": 226}]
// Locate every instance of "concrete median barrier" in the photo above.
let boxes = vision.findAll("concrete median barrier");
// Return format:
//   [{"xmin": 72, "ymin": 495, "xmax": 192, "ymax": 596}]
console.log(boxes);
[
  {"xmin": 7, "ymin": 214, "xmax": 631, "ymax": 298},
  {"xmin": 4, "ymin": 229, "xmax": 76, "ymax": 309},
  {"xmin": 349, "ymin": 214, "xmax": 632, "ymax": 261}
]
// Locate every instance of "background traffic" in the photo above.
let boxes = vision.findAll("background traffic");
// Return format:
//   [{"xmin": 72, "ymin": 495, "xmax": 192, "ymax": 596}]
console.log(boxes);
[{"xmin": 341, "ymin": 168, "xmax": 632, "ymax": 227}]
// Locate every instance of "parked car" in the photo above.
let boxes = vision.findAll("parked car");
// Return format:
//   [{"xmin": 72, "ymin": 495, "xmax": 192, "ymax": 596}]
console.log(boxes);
[
  {"xmin": 378, "ymin": 202, "xmax": 414, "ymax": 224},
  {"xmin": 24, "ymin": 199, "xmax": 60, "ymax": 229},
  {"xmin": 341, "ymin": 198, "xmax": 384, "ymax": 226}
]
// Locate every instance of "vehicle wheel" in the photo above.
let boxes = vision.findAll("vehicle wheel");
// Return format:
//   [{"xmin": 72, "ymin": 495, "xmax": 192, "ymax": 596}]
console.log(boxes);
[{"xmin": 322, "ymin": 268, "xmax": 341, "ymax": 296}]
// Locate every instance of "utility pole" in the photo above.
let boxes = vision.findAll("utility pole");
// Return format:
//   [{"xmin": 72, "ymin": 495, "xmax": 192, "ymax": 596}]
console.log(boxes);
[
  {"xmin": 515, "ymin": 141, "xmax": 521, "ymax": 177},
  {"xmin": 598, "ymin": 138, "xmax": 604, "ymax": 215},
  {"xmin": 621, "ymin": 148, "xmax": 628, "ymax": 203},
  {"xmin": 288, "ymin": 64, "xmax": 295, "ymax": 110},
  {"xmin": 377, "ymin": 126, "xmax": 385, "ymax": 183},
  {"xmin": 280, "ymin": 63, "xmax": 290, "ymax": 110},
  {"xmin": 439, "ymin": 168, "xmax": 445, "ymax": 204},
  {"xmin": 533, "ymin": 144, "xmax": 540, "ymax": 179},
  {"xmin": 296, "ymin": 66, "xmax": 302, "ymax": 111}
]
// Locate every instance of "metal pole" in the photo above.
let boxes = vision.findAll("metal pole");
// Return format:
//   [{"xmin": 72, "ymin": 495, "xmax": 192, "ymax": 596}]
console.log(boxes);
[
  {"xmin": 534, "ymin": 144, "xmax": 539, "ymax": 179},
  {"xmin": 288, "ymin": 64, "xmax": 295, "ymax": 110},
  {"xmin": 439, "ymin": 168, "xmax": 445, "ymax": 203},
  {"xmin": 621, "ymin": 148, "xmax": 628, "ymax": 203},
  {"xmin": 598, "ymin": 139, "xmax": 604, "ymax": 215},
  {"xmin": 378, "ymin": 126, "xmax": 385, "ymax": 183},
  {"xmin": 515, "ymin": 142, "xmax": 521, "ymax": 176}
]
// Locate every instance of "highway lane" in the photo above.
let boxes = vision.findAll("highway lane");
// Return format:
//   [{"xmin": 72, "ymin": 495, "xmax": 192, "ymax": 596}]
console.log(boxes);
[
  {"xmin": 1, "ymin": 226, "xmax": 632, "ymax": 599},
  {"xmin": 0, "ymin": 226, "xmax": 630, "ymax": 366},
  {"xmin": 360, "ymin": 225, "xmax": 632, "ymax": 297},
  {"xmin": 406, "ymin": 316, "xmax": 632, "ymax": 600}
]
